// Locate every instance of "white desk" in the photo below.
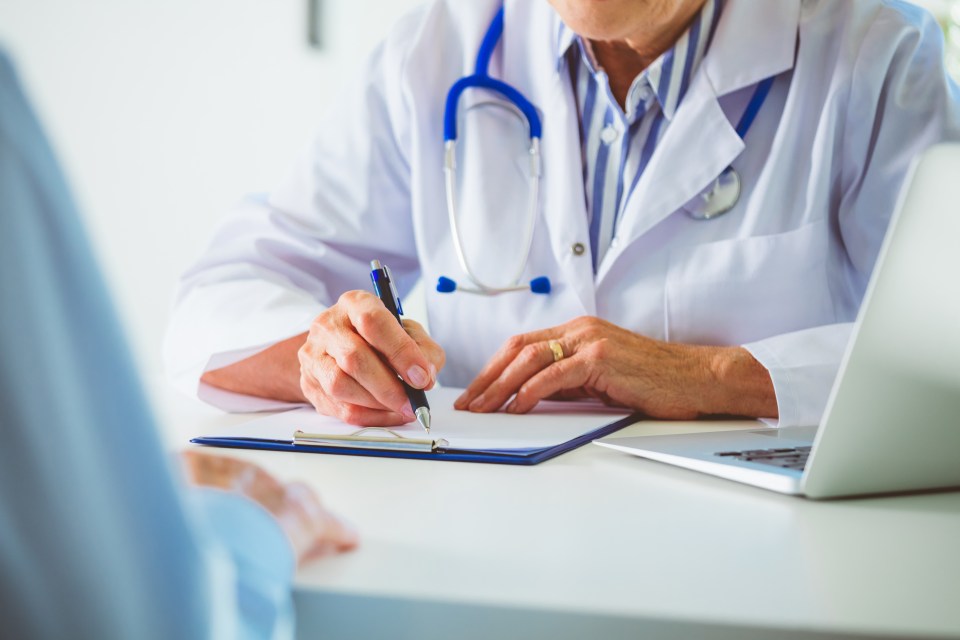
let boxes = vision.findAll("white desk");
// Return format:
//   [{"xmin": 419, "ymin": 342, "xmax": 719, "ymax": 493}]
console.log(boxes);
[{"xmin": 155, "ymin": 383, "xmax": 960, "ymax": 640}]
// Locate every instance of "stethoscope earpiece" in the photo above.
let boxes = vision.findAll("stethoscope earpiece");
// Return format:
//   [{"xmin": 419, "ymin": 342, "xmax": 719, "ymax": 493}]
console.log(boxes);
[
  {"xmin": 529, "ymin": 276, "xmax": 551, "ymax": 294},
  {"xmin": 437, "ymin": 275, "xmax": 551, "ymax": 295},
  {"xmin": 436, "ymin": 276, "xmax": 458, "ymax": 293}
]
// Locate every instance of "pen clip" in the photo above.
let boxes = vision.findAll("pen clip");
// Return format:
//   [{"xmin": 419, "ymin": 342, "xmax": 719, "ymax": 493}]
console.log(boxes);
[
  {"xmin": 371, "ymin": 261, "xmax": 403, "ymax": 316},
  {"xmin": 384, "ymin": 264, "xmax": 403, "ymax": 316},
  {"xmin": 293, "ymin": 427, "xmax": 447, "ymax": 452}
]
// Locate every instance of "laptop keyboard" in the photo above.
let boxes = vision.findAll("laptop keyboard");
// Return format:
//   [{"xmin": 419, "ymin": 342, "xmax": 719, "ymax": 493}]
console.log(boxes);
[{"xmin": 714, "ymin": 446, "xmax": 812, "ymax": 471}]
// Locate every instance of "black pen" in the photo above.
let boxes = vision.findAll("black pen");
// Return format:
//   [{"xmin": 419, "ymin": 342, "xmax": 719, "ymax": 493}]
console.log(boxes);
[{"xmin": 369, "ymin": 260, "xmax": 431, "ymax": 433}]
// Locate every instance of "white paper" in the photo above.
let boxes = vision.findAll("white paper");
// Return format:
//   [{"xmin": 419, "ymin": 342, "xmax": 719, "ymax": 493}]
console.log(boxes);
[{"xmin": 203, "ymin": 388, "xmax": 632, "ymax": 451}]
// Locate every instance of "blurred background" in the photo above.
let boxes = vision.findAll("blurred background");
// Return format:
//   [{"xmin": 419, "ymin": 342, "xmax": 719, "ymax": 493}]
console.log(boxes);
[
  {"xmin": 0, "ymin": 0, "xmax": 956, "ymax": 401},
  {"xmin": 0, "ymin": 0, "xmax": 421, "ymax": 389}
]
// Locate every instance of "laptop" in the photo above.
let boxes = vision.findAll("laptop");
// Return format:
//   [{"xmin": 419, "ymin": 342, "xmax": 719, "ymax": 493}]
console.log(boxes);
[{"xmin": 595, "ymin": 144, "xmax": 960, "ymax": 499}]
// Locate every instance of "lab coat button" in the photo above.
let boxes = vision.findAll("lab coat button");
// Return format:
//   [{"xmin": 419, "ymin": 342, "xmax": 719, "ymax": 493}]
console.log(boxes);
[
  {"xmin": 571, "ymin": 242, "xmax": 586, "ymax": 256},
  {"xmin": 600, "ymin": 125, "xmax": 619, "ymax": 144}
]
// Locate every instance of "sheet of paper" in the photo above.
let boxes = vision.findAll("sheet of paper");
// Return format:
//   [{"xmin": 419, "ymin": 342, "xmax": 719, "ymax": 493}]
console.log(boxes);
[{"xmin": 204, "ymin": 388, "xmax": 631, "ymax": 451}]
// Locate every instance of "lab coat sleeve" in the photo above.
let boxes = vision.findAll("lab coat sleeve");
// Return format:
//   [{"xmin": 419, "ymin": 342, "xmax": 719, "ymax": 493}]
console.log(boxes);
[
  {"xmin": 743, "ymin": 6, "xmax": 960, "ymax": 427},
  {"xmin": 163, "ymin": 9, "xmax": 426, "ymax": 411}
]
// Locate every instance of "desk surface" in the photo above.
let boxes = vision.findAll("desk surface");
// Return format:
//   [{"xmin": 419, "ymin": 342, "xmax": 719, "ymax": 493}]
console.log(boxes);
[{"xmin": 155, "ymin": 382, "xmax": 960, "ymax": 640}]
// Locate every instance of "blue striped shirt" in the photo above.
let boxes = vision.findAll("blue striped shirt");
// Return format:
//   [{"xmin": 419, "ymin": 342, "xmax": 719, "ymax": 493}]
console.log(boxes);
[{"xmin": 558, "ymin": 0, "xmax": 722, "ymax": 270}]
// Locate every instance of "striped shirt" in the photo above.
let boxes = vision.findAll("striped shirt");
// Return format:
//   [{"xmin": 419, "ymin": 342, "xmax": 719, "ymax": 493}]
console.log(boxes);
[{"xmin": 558, "ymin": 0, "xmax": 722, "ymax": 270}]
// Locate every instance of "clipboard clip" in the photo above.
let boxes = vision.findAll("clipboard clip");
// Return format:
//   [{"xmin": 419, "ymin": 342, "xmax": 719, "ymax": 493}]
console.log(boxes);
[{"xmin": 293, "ymin": 427, "xmax": 448, "ymax": 453}]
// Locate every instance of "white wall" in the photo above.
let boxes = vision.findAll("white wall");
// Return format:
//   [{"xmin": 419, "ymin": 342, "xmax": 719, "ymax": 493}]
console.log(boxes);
[{"xmin": 0, "ymin": 0, "xmax": 423, "ymax": 380}]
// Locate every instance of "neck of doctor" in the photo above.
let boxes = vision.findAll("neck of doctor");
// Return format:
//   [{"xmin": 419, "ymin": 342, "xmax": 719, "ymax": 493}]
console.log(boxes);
[{"xmin": 589, "ymin": 1, "xmax": 706, "ymax": 109}]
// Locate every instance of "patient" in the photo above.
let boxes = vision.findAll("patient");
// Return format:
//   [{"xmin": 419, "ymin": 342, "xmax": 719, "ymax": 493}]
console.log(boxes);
[{"xmin": 0, "ymin": 50, "xmax": 355, "ymax": 638}]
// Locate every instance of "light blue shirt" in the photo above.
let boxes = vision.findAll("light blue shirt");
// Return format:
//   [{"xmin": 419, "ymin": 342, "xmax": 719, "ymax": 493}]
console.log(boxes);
[
  {"xmin": 0, "ymin": 50, "xmax": 295, "ymax": 639},
  {"xmin": 559, "ymin": 0, "xmax": 722, "ymax": 270}
]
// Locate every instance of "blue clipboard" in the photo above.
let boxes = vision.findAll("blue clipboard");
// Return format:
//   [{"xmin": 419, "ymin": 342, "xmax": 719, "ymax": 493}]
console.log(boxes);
[{"xmin": 191, "ymin": 413, "xmax": 640, "ymax": 465}]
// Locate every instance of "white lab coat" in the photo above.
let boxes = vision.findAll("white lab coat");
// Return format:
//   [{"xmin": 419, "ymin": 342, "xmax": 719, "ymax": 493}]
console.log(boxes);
[{"xmin": 165, "ymin": 0, "xmax": 960, "ymax": 426}]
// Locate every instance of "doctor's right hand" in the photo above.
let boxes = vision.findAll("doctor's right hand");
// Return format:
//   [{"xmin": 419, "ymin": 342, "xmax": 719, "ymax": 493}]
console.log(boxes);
[{"xmin": 298, "ymin": 290, "xmax": 445, "ymax": 426}]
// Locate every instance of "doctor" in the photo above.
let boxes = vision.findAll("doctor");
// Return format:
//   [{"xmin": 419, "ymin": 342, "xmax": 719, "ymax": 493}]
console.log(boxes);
[{"xmin": 165, "ymin": 0, "xmax": 960, "ymax": 427}]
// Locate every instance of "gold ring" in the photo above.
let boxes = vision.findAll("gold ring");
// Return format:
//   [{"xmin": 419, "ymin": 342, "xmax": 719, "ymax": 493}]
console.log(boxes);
[{"xmin": 548, "ymin": 340, "xmax": 564, "ymax": 363}]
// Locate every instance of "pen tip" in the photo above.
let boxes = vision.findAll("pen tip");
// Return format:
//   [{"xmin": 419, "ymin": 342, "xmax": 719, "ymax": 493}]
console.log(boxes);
[{"xmin": 415, "ymin": 407, "xmax": 431, "ymax": 433}]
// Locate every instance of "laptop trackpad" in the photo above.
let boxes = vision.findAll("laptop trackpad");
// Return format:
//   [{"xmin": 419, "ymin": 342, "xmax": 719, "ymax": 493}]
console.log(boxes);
[{"xmin": 749, "ymin": 425, "xmax": 818, "ymax": 442}]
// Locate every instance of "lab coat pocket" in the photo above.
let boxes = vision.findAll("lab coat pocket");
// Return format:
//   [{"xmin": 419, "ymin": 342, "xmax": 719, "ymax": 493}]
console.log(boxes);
[{"xmin": 665, "ymin": 219, "xmax": 835, "ymax": 346}]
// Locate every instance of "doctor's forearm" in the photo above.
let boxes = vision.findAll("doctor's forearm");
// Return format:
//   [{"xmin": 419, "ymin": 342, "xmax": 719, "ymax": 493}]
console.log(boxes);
[{"xmin": 201, "ymin": 333, "xmax": 308, "ymax": 403}]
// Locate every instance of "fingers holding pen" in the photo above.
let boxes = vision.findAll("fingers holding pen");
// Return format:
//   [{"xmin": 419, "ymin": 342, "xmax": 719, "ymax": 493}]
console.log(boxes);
[
  {"xmin": 402, "ymin": 319, "xmax": 445, "ymax": 388},
  {"xmin": 299, "ymin": 290, "xmax": 443, "ymax": 426},
  {"xmin": 342, "ymin": 291, "xmax": 437, "ymax": 389},
  {"xmin": 298, "ymin": 353, "xmax": 411, "ymax": 426},
  {"xmin": 320, "ymin": 326, "xmax": 411, "ymax": 415}
]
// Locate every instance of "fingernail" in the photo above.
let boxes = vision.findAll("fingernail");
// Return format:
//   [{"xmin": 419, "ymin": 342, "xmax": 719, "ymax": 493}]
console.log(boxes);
[
  {"xmin": 454, "ymin": 393, "xmax": 468, "ymax": 409},
  {"xmin": 468, "ymin": 395, "xmax": 486, "ymax": 412},
  {"xmin": 505, "ymin": 401, "xmax": 518, "ymax": 414},
  {"xmin": 407, "ymin": 365, "xmax": 428, "ymax": 388},
  {"xmin": 401, "ymin": 406, "xmax": 415, "ymax": 421}
]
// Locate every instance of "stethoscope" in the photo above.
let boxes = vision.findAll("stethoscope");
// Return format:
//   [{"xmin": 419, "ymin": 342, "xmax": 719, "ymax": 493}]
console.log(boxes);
[
  {"xmin": 438, "ymin": 5, "xmax": 774, "ymax": 296},
  {"xmin": 439, "ymin": 7, "xmax": 548, "ymax": 296}
]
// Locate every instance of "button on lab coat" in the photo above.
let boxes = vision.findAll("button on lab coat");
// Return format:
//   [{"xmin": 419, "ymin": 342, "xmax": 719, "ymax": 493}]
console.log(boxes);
[{"xmin": 165, "ymin": 0, "xmax": 960, "ymax": 426}]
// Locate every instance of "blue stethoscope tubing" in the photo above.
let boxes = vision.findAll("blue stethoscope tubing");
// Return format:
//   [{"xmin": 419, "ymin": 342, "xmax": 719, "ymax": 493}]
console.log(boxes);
[
  {"xmin": 440, "ymin": 6, "xmax": 549, "ymax": 296},
  {"xmin": 439, "ymin": 5, "xmax": 775, "ymax": 294}
]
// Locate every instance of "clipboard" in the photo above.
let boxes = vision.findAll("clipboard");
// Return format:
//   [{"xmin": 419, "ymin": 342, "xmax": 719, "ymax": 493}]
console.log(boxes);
[{"xmin": 190, "ymin": 413, "xmax": 640, "ymax": 466}]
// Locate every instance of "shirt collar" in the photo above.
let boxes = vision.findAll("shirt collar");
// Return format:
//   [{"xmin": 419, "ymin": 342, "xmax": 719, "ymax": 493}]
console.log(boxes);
[
  {"xmin": 556, "ymin": 0, "xmax": 722, "ymax": 121},
  {"xmin": 556, "ymin": 19, "xmax": 578, "ymax": 69}
]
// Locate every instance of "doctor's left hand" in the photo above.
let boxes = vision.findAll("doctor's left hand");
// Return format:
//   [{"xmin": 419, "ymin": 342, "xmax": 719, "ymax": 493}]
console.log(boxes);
[{"xmin": 455, "ymin": 316, "xmax": 778, "ymax": 420}]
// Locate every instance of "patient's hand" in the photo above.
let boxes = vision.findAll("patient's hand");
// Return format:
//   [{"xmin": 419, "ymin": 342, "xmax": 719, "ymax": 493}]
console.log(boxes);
[{"xmin": 181, "ymin": 451, "xmax": 358, "ymax": 564}]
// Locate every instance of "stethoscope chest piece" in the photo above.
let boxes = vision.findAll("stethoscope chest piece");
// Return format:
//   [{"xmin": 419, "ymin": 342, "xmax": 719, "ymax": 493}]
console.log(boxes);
[
  {"xmin": 681, "ymin": 74, "xmax": 776, "ymax": 222},
  {"xmin": 683, "ymin": 167, "xmax": 741, "ymax": 221}
]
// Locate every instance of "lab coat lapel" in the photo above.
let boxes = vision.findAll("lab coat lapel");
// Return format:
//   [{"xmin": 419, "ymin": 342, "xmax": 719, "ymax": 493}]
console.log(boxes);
[
  {"xmin": 502, "ymin": 0, "xmax": 597, "ymax": 315},
  {"xmin": 604, "ymin": 72, "xmax": 743, "ymax": 275},
  {"xmin": 596, "ymin": 0, "xmax": 801, "ymax": 282}
]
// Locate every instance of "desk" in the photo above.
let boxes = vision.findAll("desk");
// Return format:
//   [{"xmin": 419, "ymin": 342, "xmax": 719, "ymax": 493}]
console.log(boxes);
[{"xmin": 154, "ymin": 381, "xmax": 960, "ymax": 640}]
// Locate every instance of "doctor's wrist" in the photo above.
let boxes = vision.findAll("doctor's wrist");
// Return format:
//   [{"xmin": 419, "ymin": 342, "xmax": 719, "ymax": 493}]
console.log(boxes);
[
  {"xmin": 699, "ymin": 346, "xmax": 778, "ymax": 420},
  {"xmin": 201, "ymin": 332, "xmax": 309, "ymax": 403}
]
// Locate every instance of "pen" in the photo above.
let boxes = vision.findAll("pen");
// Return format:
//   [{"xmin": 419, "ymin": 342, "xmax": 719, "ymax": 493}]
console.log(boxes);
[{"xmin": 369, "ymin": 260, "xmax": 432, "ymax": 434}]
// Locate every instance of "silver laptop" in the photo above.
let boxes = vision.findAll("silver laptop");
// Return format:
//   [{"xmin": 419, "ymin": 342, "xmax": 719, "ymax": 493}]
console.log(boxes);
[{"xmin": 595, "ymin": 144, "xmax": 960, "ymax": 498}]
